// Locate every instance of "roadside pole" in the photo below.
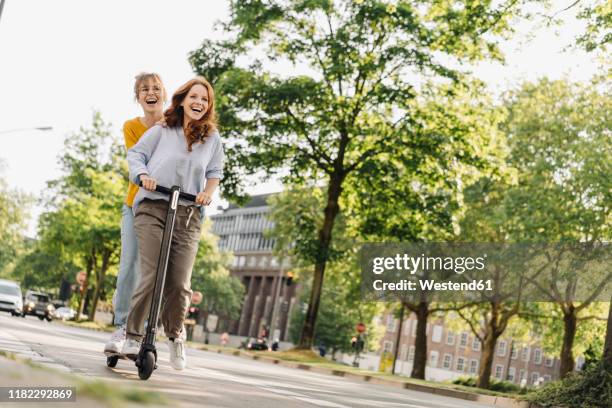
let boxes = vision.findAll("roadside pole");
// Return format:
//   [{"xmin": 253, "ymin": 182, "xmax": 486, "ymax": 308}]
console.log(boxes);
[{"xmin": 268, "ymin": 254, "xmax": 285, "ymax": 347}]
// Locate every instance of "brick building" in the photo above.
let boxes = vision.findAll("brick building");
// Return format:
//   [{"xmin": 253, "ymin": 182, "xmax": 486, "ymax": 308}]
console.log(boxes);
[
  {"xmin": 210, "ymin": 194, "xmax": 299, "ymax": 341},
  {"xmin": 378, "ymin": 311, "xmax": 560, "ymax": 385}
]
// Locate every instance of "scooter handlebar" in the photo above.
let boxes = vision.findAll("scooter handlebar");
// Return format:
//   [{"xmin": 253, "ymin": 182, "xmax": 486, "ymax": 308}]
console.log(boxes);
[{"xmin": 139, "ymin": 182, "xmax": 198, "ymax": 203}]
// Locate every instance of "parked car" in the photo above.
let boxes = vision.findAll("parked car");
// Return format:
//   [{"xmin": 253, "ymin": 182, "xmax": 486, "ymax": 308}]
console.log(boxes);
[
  {"xmin": 0, "ymin": 279, "xmax": 23, "ymax": 316},
  {"xmin": 22, "ymin": 290, "xmax": 55, "ymax": 321},
  {"xmin": 247, "ymin": 338, "xmax": 269, "ymax": 351},
  {"xmin": 54, "ymin": 307, "xmax": 76, "ymax": 321}
]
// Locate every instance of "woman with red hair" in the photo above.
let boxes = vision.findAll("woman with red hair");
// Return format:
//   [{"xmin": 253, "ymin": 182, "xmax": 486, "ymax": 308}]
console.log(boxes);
[{"xmin": 123, "ymin": 77, "xmax": 224, "ymax": 370}]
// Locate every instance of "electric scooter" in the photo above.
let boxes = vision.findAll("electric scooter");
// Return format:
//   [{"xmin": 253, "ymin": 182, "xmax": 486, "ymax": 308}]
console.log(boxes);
[{"xmin": 105, "ymin": 184, "xmax": 197, "ymax": 380}]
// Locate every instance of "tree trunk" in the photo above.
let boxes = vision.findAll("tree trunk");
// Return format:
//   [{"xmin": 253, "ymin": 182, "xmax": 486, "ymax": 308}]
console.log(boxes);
[
  {"xmin": 392, "ymin": 303, "xmax": 405, "ymax": 375},
  {"xmin": 604, "ymin": 296, "xmax": 612, "ymax": 367},
  {"xmin": 89, "ymin": 249, "xmax": 110, "ymax": 322},
  {"xmin": 77, "ymin": 249, "xmax": 95, "ymax": 322},
  {"xmin": 477, "ymin": 302, "xmax": 501, "ymax": 389},
  {"xmin": 410, "ymin": 302, "xmax": 429, "ymax": 379},
  {"xmin": 559, "ymin": 305, "xmax": 577, "ymax": 377},
  {"xmin": 478, "ymin": 330, "xmax": 499, "ymax": 389},
  {"xmin": 298, "ymin": 175, "xmax": 343, "ymax": 349}
]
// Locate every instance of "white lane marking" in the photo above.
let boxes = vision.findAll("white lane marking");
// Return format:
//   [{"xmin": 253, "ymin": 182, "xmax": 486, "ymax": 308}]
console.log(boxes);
[
  {"xmin": 341, "ymin": 397, "xmax": 433, "ymax": 408},
  {"xmin": 192, "ymin": 366, "xmax": 354, "ymax": 407},
  {"xmin": 293, "ymin": 396, "xmax": 353, "ymax": 408},
  {"xmin": 373, "ymin": 391, "xmax": 494, "ymax": 408}
]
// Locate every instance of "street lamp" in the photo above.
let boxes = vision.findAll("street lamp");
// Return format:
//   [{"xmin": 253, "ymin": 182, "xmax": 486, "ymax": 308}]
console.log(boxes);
[
  {"xmin": 0, "ymin": 126, "xmax": 53, "ymax": 134},
  {"xmin": 0, "ymin": 0, "xmax": 5, "ymax": 24}
]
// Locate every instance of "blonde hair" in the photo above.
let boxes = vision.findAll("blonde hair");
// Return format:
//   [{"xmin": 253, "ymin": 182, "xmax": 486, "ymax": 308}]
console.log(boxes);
[{"xmin": 133, "ymin": 72, "xmax": 167, "ymax": 102}]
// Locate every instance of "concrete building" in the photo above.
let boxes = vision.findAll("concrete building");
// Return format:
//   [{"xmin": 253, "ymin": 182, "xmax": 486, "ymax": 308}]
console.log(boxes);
[
  {"xmin": 210, "ymin": 194, "xmax": 299, "ymax": 341},
  {"xmin": 376, "ymin": 311, "xmax": 561, "ymax": 385}
]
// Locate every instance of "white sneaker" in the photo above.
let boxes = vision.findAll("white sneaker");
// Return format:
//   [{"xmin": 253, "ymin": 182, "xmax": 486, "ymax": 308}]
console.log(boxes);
[
  {"xmin": 168, "ymin": 338, "xmax": 186, "ymax": 370},
  {"xmin": 104, "ymin": 325, "xmax": 126, "ymax": 353},
  {"xmin": 121, "ymin": 337, "xmax": 141, "ymax": 358}
]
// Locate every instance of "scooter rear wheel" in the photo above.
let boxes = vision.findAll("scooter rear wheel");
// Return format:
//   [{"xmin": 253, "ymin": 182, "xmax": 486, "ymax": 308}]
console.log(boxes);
[
  {"xmin": 106, "ymin": 355, "xmax": 119, "ymax": 368},
  {"xmin": 138, "ymin": 351, "xmax": 155, "ymax": 380}
]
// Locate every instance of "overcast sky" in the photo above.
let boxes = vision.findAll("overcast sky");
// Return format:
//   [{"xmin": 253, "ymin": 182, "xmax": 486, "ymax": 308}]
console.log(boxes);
[{"xmin": 0, "ymin": 0, "xmax": 601, "ymax": 237}]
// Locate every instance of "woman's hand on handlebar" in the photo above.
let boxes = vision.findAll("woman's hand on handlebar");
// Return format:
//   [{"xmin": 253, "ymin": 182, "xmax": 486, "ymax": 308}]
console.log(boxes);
[
  {"xmin": 140, "ymin": 175, "xmax": 157, "ymax": 191},
  {"xmin": 195, "ymin": 192, "xmax": 212, "ymax": 206}
]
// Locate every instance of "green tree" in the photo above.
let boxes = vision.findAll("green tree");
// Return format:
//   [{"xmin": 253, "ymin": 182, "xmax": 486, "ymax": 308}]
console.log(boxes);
[
  {"xmin": 455, "ymin": 180, "xmax": 529, "ymax": 389},
  {"xmin": 502, "ymin": 78, "xmax": 611, "ymax": 377},
  {"xmin": 190, "ymin": 220, "xmax": 244, "ymax": 322},
  {"xmin": 190, "ymin": 0, "xmax": 540, "ymax": 348},
  {"xmin": 345, "ymin": 80, "xmax": 508, "ymax": 379},
  {"xmin": 575, "ymin": 0, "xmax": 611, "ymax": 52},
  {"xmin": 41, "ymin": 112, "xmax": 124, "ymax": 321},
  {"xmin": 0, "ymin": 162, "xmax": 31, "ymax": 278},
  {"xmin": 270, "ymin": 187, "xmax": 381, "ymax": 354}
]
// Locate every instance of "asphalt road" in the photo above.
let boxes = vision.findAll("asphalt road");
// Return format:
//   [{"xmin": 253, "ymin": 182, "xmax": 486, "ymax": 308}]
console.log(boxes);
[{"xmin": 0, "ymin": 313, "xmax": 496, "ymax": 408}]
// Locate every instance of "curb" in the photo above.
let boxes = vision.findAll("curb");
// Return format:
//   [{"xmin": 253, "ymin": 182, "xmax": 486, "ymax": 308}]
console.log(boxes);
[{"xmin": 199, "ymin": 347, "xmax": 529, "ymax": 408}]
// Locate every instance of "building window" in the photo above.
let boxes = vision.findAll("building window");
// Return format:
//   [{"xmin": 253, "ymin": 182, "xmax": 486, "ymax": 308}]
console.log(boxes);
[
  {"xmin": 432, "ymin": 325, "xmax": 443, "ymax": 343},
  {"xmin": 519, "ymin": 369, "xmax": 526, "ymax": 383},
  {"xmin": 247, "ymin": 256, "xmax": 256, "ymax": 267},
  {"xmin": 472, "ymin": 338, "xmax": 481, "ymax": 352},
  {"xmin": 408, "ymin": 346, "xmax": 415, "ymax": 362},
  {"xmin": 545, "ymin": 356, "xmax": 553, "ymax": 367},
  {"xmin": 534, "ymin": 348, "xmax": 542, "ymax": 365},
  {"xmin": 521, "ymin": 346, "xmax": 530, "ymax": 362},
  {"xmin": 400, "ymin": 344, "xmax": 408, "ymax": 361},
  {"xmin": 238, "ymin": 256, "xmax": 246, "ymax": 267},
  {"xmin": 456, "ymin": 357, "xmax": 466, "ymax": 372},
  {"xmin": 497, "ymin": 340, "xmax": 507, "ymax": 357},
  {"xmin": 543, "ymin": 374, "xmax": 551, "ymax": 382},
  {"xmin": 382, "ymin": 341, "xmax": 393, "ymax": 354},
  {"xmin": 446, "ymin": 331, "xmax": 455, "ymax": 345},
  {"xmin": 508, "ymin": 367, "xmax": 516, "ymax": 382},
  {"xmin": 459, "ymin": 332, "xmax": 469, "ymax": 348},
  {"xmin": 494, "ymin": 365, "xmax": 504, "ymax": 379},
  {"xmin": 259, "ymin": 256, "xmax": 268, "ymax": 268},
  {"xmin": 511, "ymin": 344, "xmax": 518, "ymax": 360},
  {"xmin": 469, "ymin": 359, "xmax": 479, "ymax": 375},
  {"xmin": 429, "ymin": 351, "xmax": 439, "ymax": 367},
  {"xmin": 442, "ymin": 354, "xmax": 453, "ymax": 369},
  {"xmin": 386, "ymin": 315, "xmax": 397, "ymax": 333},
  {"xmin": 403, "ymin": 319, "xmax": 411, "ymax": 335},
  {"xmin": 531, "ymin": 372, "xmax": 540, "ymax": 385}
]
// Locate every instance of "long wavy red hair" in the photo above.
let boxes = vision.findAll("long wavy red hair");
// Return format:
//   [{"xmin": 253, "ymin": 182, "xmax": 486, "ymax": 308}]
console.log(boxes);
[{"xmin": 164, "ymin": 77, "xmax": 217, "ymax": 151}]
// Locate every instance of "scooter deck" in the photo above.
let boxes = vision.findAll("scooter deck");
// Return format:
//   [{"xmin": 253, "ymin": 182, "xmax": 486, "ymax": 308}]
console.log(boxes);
[{"xmin": 104, "ymin": 351, "xmax": 131, "ymax": 360}]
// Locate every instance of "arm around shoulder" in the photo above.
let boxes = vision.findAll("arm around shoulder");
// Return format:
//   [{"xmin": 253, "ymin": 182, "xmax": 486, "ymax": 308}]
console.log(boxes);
[{"xmin": 127, "ymin": 125, "xmax": 163, "ymax": 184}]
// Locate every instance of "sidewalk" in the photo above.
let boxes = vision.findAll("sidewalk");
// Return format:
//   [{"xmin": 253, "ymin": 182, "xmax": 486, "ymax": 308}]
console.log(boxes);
[{"xmin": 0, "ymin": 353, "xmax": 167, "ymax": 408}]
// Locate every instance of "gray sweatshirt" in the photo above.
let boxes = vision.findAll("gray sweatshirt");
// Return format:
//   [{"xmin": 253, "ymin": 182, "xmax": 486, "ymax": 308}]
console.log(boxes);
[{"xmin": 127, "ymin": 124, "xmax": 224, "ymax": 216}]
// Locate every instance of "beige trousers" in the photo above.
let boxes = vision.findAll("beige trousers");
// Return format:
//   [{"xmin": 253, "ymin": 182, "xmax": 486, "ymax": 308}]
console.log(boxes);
[{"xmin": 126, "ymin": 199, "xmax": 201, "ymax": 340}]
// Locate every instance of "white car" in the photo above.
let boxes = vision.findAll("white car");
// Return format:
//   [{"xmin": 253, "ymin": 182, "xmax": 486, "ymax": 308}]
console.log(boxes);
[
  {"xmin": 54, "ymin": 307, "xmax": 76, "ymax": 321},
  {"xmin": 0, "ymin": 279, "xmax": 23, "ymax": 316}
]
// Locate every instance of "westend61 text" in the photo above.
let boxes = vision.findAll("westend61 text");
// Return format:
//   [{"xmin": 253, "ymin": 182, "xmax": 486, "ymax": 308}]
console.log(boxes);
[{"xmin": 373, "ymin": 279, "xmax": 494, "ymax": 292}]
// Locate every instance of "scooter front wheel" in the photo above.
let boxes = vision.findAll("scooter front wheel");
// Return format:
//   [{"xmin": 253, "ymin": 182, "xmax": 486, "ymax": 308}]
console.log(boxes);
[
  {"xmin": 138, "ymin": 351, "xmax": 155, "ymax": 380},
  {"xmin": 106, "ymin": 355, "xmax": 119, "ymax": 368}
]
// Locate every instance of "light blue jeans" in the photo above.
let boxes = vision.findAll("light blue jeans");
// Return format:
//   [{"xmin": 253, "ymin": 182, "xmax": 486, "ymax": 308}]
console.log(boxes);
[{"xmin": 112, "ymin": 204, "xmax": 139, "ymax": 326}]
